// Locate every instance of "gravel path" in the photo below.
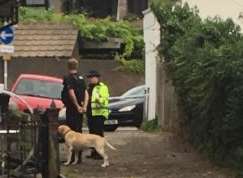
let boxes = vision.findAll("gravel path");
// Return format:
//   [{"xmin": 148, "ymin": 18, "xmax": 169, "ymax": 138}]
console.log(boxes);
[{"xmin": 60, "ymin": 129, "xmax": 235, "ymax": 178}]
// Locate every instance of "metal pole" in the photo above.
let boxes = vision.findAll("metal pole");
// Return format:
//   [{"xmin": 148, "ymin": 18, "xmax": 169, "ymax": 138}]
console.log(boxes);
[
  {"xmin": 3, "ymin": 60, "xmax": 7, "ymax": 90},
  {"xmin": 146, "ymin": 87, "xmax": 150, "ymax": 121},
  {"xmin": 2, "ymin": 20, "xmax": 9, "ymax": 90},
  {"xmin": 143, "ymin": 87, "xmax": 150, "ymax": 121}
]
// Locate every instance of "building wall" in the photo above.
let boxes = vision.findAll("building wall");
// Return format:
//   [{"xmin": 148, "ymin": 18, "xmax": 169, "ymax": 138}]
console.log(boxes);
[
  {"xmin": 0, "ymin": 58, "xmax": 144, "ymax": 96},
  {"xmin": 117, "ymin": 0, "xmax": 128, "ymax": 19},
  {"xmin": 183, "ymin": 0, "xmax": 243, "ymax": 29},
  {"xmin": 49, "ymin": 0, "xmax": 62, "ymax": 12}
]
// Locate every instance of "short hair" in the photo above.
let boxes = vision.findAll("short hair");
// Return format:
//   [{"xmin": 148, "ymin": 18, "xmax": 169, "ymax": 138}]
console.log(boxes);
[{"xmin": 68, "ymin": 58, "xmax": 79, "ymax": 70}]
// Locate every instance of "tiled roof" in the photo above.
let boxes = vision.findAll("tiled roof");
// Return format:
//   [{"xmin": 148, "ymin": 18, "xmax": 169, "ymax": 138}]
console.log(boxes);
[{"xmin": 11, "ymin": 23, "xmax": 78, "ymax": 58}]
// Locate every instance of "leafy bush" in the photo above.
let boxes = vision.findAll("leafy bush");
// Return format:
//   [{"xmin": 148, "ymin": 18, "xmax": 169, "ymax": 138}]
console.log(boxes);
[
  {"xmin": 152, "ymin": 0, "xmax": 243, "ymax": 170},
  {"xmin": 19, "ymin": 7, "xmax": 144, "ymax": 59},
  {"xmin": 116, "ymin": 58, "xmax": 144, "ymax": 74},
  {"xmin": 19, "ymin": 7, "xmax": 63, "ymax": 22},
  {"xmin": 142, "ymin": 118, "xmax": 160, "ymax": 132}
]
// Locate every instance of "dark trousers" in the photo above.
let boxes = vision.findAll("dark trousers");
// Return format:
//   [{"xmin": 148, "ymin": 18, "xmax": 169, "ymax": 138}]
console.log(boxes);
[
  {"xmin": 87, "ymin": 115, "xmax": 105, "ymax": 157},
  {"xmin": 66, "ymin": 108, "xmax": 83, "ymax": 132},
  {"xmin": 88, "ymin": 115, "xmax": 105, "ymax": 137},
  {"xmin": 66, "ymin": 108, "xmax": 83, "ymax": 162}
]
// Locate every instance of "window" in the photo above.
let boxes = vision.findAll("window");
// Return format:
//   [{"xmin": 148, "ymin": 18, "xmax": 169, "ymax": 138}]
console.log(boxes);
[
  {"xmin": 26, "ymin": 0, "xmax": 45, "ymax": 5},
  {"xmin": 21, "ymin": 0, "xmax": 49, "ymax": 8},
  {"xmin": 0, "ymin": 0, "xmax": 18, "ymax": 24},
  {"xmin": 127, "ymin": 0, "xmax": 148, "ymax": 17},
  {"xmin": 122, "ymin": 85, "xmax": 146, "ymax": 97},
  {"xmin": 15, "ymin": 79, "xmax": 63, "ymax": 99}
]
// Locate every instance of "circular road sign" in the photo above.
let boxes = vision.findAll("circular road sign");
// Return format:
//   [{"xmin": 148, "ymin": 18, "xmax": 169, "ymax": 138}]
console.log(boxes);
[{"xmin": 0, "ymin": 25, "xmax": 14, "ymax": 45}]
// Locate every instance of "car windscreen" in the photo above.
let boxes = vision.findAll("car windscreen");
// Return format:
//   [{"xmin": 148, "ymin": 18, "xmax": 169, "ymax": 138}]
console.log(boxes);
[
  {"xmin": 122, "ymin": 86, "xmax": 145, "ymax": 97},
  {"xmin": 14, "ymin": 79, "xmax": 63, "ymax": 99}
]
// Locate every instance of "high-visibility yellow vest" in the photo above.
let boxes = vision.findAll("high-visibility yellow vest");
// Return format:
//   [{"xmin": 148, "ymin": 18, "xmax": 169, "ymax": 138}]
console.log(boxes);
[{"xmin": 91, "ymin": 82, "xmax": 109, "ymax": 119}]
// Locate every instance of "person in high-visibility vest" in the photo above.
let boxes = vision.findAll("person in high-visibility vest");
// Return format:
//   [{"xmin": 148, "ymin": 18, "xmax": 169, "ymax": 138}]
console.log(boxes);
[{"xmin": 86, "ymin": 70, "xmax": 109, "ymax": 159}]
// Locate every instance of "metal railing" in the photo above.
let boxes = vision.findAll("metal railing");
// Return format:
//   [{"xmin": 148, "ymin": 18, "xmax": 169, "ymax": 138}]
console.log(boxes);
[
  {"xmin": 0, "ymin": 90, "xmax": 64, "ymax": 178},
  {"xmin": 109, "ymin": 94, "xmax": 148, "ymax": 101}
]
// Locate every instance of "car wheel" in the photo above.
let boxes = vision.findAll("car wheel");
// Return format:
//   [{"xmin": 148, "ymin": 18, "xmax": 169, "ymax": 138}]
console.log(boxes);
[{"xmin": 105, "ymin": 125, "xmax": 118, "ymax": 132}]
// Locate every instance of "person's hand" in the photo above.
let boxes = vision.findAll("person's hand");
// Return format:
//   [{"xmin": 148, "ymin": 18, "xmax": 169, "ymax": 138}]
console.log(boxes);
[
  {"xmin": 82, "ymin": 107, "xmax": 87, "ymax": 113},
  {"xmin": 77, "ymin": 105, "xmax": 83, "ymax": 113}
]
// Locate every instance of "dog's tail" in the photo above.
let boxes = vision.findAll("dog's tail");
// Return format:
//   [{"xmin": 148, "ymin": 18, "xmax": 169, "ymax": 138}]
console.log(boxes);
[{"xmin": 105, "ymin": 139, "xmax": 117, "ymax": 150}]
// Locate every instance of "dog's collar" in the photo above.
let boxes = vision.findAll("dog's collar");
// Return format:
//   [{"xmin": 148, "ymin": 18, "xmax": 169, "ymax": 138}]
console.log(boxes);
[{"xmin": 63, "ymin": 129, "xmax": 71, "ymax": 137}]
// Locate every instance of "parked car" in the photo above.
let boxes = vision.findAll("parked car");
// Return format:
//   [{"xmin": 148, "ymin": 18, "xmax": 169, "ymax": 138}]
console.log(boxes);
[
  {"xmin": 106, "ymin": 85, "xmax": 146, "ymax": 131},
  {"xmin": 10, "ymin": 74, "xmax": 64, "ymax": 111}
]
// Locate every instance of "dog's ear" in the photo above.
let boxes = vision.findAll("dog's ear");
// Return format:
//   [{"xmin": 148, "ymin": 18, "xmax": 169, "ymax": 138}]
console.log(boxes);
[{"xmin": 57, "ymin": 125, "xmax": 63, "ymax": 134}]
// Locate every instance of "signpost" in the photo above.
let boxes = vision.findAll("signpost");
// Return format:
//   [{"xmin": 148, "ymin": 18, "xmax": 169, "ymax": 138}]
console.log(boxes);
[
  {"xmin": 0, "ymin": 0, "xmax": 18, "ymax": 90},
  {"xmin": 0, "ymin": 25, "xmax": 15, "ymax": 90}
]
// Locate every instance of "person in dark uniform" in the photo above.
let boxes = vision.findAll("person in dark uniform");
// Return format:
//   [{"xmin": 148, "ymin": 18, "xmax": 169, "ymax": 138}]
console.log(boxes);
[
  {"xmin": 86, "ymin": 70, "xmax": 110, "ymax": 159},
  {"xmin": 61, "ymin": 58, "xmax": 88, "ymax": 164}
]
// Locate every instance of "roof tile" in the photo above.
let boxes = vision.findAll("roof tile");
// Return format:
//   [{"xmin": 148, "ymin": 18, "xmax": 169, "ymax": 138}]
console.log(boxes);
[{"xmin": 2, "ymin": 23, "xmax": 79, "ymax": 58}]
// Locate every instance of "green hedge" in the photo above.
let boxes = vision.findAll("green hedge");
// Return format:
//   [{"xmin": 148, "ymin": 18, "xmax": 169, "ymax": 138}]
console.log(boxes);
[
  {"xmin": 152, "ymin": 0, "xmax": 243, "ymax": 170},
  {"xmin": 116, "ymin": 58, "xmax": 144, "ymax": 74},
  {"xmin": 19, "ymin": 7, "xmax": 144, "ymax": 59}
]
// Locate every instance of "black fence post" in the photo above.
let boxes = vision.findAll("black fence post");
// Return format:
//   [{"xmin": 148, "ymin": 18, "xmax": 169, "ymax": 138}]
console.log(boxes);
[
  {"xmin": 46, "ymin": 102, "xmax": 60, "ymax": 178},
  {"xmin": 38, "ymin": 101, "xmax": 60, "ymax": 178},
  {"xmin": 39, "ymin": 110, "xmax": 49, "ymax": 178}
]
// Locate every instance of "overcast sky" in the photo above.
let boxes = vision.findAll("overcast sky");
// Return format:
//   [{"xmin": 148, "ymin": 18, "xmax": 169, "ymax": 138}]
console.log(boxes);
[{"xmin": 183, "ymin": 0, "xmax": 243, "ymax": 29}]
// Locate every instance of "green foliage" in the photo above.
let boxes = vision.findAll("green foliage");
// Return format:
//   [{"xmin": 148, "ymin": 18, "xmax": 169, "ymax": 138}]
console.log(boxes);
[
  {"xmin": 152, "ymin": 0, "xmax": 243, "ymax": 171},
  {"xmin": 116, "ymin": 58, "xmax": 145, "ymax": 74},
  {"xmin": 19, "ymin": 7, "xmax": 63, "ymax": 22},
  {"xmin": 123, "ymin": 13, "xmax": 140, "ymax": 21},
  {"xmin": 142, "ymin": 118, "xmax": 160, "ymax": 132},
  {"xmin": 19, "ymin": 7, "xmax": 144, "ymax": 59}
]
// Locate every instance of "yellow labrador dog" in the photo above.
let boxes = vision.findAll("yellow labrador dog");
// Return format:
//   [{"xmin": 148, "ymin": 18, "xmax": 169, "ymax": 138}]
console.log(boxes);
[{"xmin": 58, "ymin": 125, "xmax": 116, "ymax": 168}]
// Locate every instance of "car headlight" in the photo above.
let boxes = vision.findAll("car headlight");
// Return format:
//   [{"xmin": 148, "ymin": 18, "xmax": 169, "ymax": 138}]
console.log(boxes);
[{"xmin": 118, "ymin": 105, "xmax": 136, "ymax": 112}]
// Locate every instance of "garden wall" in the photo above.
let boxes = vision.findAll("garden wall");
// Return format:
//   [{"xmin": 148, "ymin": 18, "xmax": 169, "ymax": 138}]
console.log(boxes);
[{"xmin": 0, "ymin": 58, "xmax": 144, "ymax": 96}]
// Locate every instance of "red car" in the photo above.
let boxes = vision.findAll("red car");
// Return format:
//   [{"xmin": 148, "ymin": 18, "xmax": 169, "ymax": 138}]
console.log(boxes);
[{"xmin": 11, "ymin": 74, "xmax": 64, "ymax": 111}]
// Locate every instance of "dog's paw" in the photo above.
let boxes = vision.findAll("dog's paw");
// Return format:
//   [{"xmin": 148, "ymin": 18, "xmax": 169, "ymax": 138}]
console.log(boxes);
[
  {"xmin": 64, "ymin": 162, "xmax": 71, "ymax": 166},
  {"xmin": 101, "ymin": 163, "xmax": 109, "ymax": 168},
  {"xmin": 72, "ymin": 161, "xmax": 78, "ymax": 165}
]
